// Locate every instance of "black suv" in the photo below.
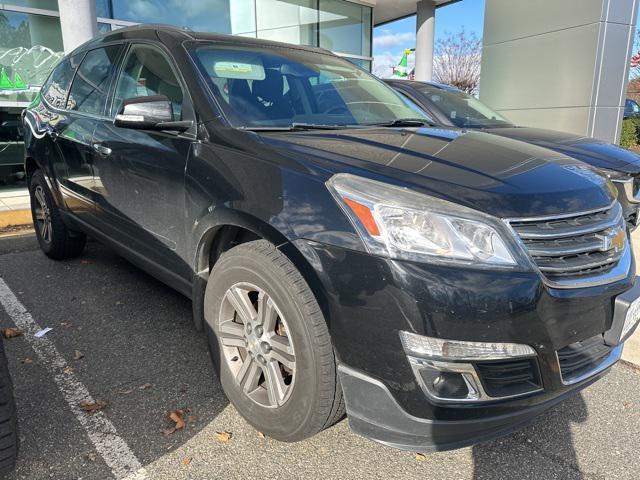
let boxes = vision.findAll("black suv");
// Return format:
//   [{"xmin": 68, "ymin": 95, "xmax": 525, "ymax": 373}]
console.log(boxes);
[
  {"xmin": 385, "ymin": 79, "xmax": 640, "ymax": 227},
  {"xmin": 23, "ymin": 25, "xmax": 640, "ymax": 453}
]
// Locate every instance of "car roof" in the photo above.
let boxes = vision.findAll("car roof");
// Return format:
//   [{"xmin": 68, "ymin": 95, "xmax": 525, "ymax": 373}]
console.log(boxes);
[
  {"xmin": 77, "ymin": 23, "xmax": 334, "ymax": 57},
  {"xmin": 383, "ymin": 79, "xmax": 461, "ymax": 93}
]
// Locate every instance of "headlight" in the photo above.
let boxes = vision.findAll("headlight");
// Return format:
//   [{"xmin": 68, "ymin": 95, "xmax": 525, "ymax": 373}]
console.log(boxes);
[{"xmin": 326, "ymin": 173, "xmax": 522, "ymax": 267}]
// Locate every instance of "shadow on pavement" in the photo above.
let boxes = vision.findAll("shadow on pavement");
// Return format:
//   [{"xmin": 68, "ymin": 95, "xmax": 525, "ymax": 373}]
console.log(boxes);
[{"xmin": 472, "ymin": 393, "xmax": 589, "ymax": 480}]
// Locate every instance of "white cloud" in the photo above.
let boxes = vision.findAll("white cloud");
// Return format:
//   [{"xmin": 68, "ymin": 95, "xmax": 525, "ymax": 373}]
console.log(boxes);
[{"xmin": 373, "ymin": 31, "xmax": 416, "ymax": 49}]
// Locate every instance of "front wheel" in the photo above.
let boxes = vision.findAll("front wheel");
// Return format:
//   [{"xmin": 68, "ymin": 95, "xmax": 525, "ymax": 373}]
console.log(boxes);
[{"xmin": 204, "ymin": 240, "xmax": 344, "ymax": 442}]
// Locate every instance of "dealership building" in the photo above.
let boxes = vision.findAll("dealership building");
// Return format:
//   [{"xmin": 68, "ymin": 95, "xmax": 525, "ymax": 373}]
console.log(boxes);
[{"xmin": 0, "ymin": 0, "xmax": 638, "ymax": 186}]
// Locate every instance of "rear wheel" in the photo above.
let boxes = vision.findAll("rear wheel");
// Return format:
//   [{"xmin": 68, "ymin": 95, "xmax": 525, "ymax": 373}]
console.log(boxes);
[
  {"xmin": 29, "ymin": 170, "xmax": 86, "ymax": 259},
  {"xmin": 204, "ymin": 240, "xmax": 344, "ymax": 441}
]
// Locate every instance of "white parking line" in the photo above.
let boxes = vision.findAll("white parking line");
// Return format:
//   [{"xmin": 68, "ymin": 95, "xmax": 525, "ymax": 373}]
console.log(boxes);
[{"xmin": 0, "ymin": 277, "xmax": 148, "ymax": 480}]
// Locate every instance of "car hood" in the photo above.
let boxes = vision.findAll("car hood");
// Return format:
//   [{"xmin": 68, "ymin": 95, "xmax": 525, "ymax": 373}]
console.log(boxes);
[
  {"xmin": 485, "ymin": 127, "xmax": 640, "ymax": 174},
  {"xmin": 257, "ymin": 127, "xmax": 615, "ymax": 219}
]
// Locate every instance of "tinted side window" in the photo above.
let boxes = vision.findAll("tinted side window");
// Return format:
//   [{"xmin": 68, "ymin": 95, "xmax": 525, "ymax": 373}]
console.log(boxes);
[
  {"xmin": 67, "ymin": 45, "xmax": 121, "ymax": 116},
  {"xmin": 41, "ymin": 55, "xmax": 81, "ymax": 109},
  {"xmin": 111, "ymin": 45, "xmax": 183, "ymax": 120}
]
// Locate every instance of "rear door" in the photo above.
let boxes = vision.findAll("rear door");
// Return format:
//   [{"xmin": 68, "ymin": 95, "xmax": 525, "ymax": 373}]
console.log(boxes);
[
  {"xmin": 90, "ymin": 42, "xmax": 195, "ymax": 282},
  {"xmin": 53, "ymin": 45, "xmax": 123, "ymax": 220}
]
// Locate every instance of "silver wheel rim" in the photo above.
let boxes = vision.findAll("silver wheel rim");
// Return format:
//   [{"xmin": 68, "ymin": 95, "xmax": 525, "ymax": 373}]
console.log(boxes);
[
  {"xmin": 33, "ymin": 186, "xmax": 52, "ymax": 244},
  {"xmin": 218, "ymin": 282, "xmax": 296, "ymax": 408}
]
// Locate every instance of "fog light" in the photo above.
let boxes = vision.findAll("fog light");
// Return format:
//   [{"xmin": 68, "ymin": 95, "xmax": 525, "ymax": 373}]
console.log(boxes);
[
  {"xmin": 399, "ymin": 331, "xmax": 536, "ymax": 361},
  {"xmin": 408, "ymin": 357, "xmax": 483, "ymax": 401},
  {"xmin": 420, "ymin": 369, "xmax": 469, "ymax": 400}
]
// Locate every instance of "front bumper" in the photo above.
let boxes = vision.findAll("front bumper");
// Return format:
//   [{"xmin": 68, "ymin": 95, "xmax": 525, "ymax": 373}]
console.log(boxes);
[
  {"xmin": 338, "ymin": 358, "xmax": 614, "ymax": 452},
  {"xmin": 294, "ymin": 238, "xmax": 637, "ymax": 450}
]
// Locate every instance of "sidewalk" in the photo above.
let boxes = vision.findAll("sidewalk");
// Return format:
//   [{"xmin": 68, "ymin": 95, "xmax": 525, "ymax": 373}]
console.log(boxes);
[{"xmin": 0, "ymin": 187, "xmax": 30, "ymax": 228}]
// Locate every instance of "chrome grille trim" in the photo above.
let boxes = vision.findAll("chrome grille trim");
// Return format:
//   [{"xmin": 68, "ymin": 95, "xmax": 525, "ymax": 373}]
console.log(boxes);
[{"xmin": 506, "ymin": 202, "xmax": 631, "ymax": 289}]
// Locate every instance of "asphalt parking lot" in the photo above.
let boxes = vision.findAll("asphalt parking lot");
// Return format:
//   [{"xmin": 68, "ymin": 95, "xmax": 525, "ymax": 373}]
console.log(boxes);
[{"xmin": 0, "ymin": 233, "xmax": 639, "ymax": 480}]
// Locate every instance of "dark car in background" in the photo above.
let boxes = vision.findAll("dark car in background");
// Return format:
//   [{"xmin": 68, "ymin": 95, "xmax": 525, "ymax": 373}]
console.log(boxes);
[
  {"xmin": 625, "ymin": 98, "xmax": 640, "ymax": 119},
  {"xmin": 385, "ymin": 79, "xmax": 640, "ymax": 227},
  {"xmin": 22, "ymin": 25, "xmax": 640, "ymax": 453},
  {"xmin": 0, "ymin": 109, "xmax": 25, "ymax": 184}
]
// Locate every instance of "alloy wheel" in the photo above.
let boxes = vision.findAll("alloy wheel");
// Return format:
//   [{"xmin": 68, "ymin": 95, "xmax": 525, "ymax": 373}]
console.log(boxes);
[
  {"xmin": 218, "ymin": 282, "xmax": 296, "ymax": 408},
  {"xmin": 33, "ymin": 186, "xmax": 52, "ymax": 244}
]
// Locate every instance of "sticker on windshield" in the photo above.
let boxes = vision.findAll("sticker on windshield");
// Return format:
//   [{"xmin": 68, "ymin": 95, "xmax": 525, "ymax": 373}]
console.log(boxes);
[{"xmin": 213, "ymin": 61, "xmax": 265, "ymax": 80}]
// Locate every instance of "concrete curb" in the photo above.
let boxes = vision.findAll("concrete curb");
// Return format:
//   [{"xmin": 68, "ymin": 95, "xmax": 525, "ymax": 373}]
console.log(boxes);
[{"xmin": 0, "ymin": 209, "xmax": 32, "ymax": 229}]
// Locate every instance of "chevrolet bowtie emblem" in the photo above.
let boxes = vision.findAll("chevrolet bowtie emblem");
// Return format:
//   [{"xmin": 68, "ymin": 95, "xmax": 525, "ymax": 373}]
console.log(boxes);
[{"xmin": 597, "ymin": 228, "xmax": 626, "ymax": 253}]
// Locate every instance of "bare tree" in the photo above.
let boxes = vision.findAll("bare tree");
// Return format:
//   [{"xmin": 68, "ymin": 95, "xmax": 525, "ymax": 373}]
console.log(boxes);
[{"xmin": 433, "ymin": 29, "xmax": 482, "ymax": 94}]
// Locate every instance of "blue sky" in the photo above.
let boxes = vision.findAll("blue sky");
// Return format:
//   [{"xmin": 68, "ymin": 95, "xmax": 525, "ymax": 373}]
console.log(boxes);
[{"xmin": 372, "ymin": 0, "xmax": 486, "ymax": 77}]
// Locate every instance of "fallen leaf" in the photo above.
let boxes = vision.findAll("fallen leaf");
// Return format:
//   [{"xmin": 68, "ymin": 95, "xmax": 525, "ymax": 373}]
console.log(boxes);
[
  {"xmin": 85, "ymin": 452, "xmax": 97, "ymax": 462},
  {"xmin": 61, "ymin": 322, "xmax": 72, "ymax": 328},
  {"xmin": 1, "ymin": 327, "xmax": 23, "ymax": 339},
  {"xmin": 182, "ymin": 457, "xmax": 192, "ymax": 466},
  {"xmin": 63, "ymin": 366, "xmax": 73, "ymax": 374},
  {"xmin": 257, "ymin": 431, "xmax": 265, "ymax": 439},
  {"xmin": 118, "ymin": 389, "xmax": 133, "ymax": 395},
  {"xmin": 73, "ymin": 350, "xmax": 84, "ymax": 360},
  {"xmin": 162, "ymin": 409, "xmax": 186, "ymax": 436},
  {"xmin": 139, "ymin": 383, "xmax": 152, "ymax": 390},
  {"xmin": 415, "ymin": 453, "xmax": 426, "ymax": 462},
  {"xmin": 22, "ymin": 357, "xmax": 33, "ymax": 364},
  {"xmin": 79, "ymin": 399, "xmax": 107, "ymax": 413},
  {"xmin": 215, "ymin": 431, "xmax": 232, "ymax": 443},
  {"xmin": 168, "ymin": 410, "xmax": 186, "ymax": 430}
]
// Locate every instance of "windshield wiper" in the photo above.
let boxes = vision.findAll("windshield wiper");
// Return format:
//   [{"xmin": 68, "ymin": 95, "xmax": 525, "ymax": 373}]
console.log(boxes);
[
  {"xmin": 367, "ymin": 118, "xmax": 433, "ymax": 128},
  {"xmin": 240, "ymin": 123, "xmax": 350, "ymax": 132}
]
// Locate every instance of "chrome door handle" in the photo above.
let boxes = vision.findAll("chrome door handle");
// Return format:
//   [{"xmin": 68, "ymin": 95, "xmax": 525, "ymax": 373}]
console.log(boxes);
[{"xmin": 92, "ymin": 143, "xmax": 112, "ymax": 156}]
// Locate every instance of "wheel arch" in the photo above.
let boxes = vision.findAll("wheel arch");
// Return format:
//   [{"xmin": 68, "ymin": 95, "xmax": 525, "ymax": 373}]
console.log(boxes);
[{"xmin": 190, "ymin": 209, "xmax": 331, "ymax": 333}]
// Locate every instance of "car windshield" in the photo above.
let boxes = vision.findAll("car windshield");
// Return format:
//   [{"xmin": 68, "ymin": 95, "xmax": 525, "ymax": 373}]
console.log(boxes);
[
  {"xmin": 189, "ymin": 43, "xmax": 433, "ymax": 129},
  {"xmin": 413, "ymin": 84, "xmax": 515, "ymax": 128}
]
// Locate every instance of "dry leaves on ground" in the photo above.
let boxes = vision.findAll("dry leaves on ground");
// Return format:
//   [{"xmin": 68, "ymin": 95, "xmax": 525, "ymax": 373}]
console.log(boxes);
[
  {"xmin": 1, "ymin": 327, "xmax": 23, "ymax": 339},
  {"xmin": 163, "ymin": 409, "xmax": 187, "ymax": 436},
  {"xmin": 415, "ymin": 453, "xmax": 427, "ymax": 462},
  {"xmin": 73, "ymin": 350, "xmax": 84, "ymax": 360},
  {"xmin": 215, "ymin": 431, "xmax": 232, "ymax": 443},
  {"xmin": 182, "ymin": 457, "xmax": 192, "ymax": 466},
  {"xmin": 139, "ymin": 383, "xmax": 152, "ymax": 390},
  {"xmin": 79, "ymin": 399, "xmax": 107, "ymax": 413}
]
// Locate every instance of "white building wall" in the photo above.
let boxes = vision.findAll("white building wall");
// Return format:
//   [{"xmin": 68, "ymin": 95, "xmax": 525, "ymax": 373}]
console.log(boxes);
[{"xmin": 479, "ymin": 0, "xmax": 639, "ymax": 143}]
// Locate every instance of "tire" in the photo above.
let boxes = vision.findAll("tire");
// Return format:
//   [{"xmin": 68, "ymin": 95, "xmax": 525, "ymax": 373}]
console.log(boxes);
[
  {"xmin": 29, "ymin": 170, "xmax": 86, "ymax": 259},
  {"xmin": 0, "ymin": 339, "xmax": 18, "ymax": 475},
  {"xmin": 204, "ymin": 240, "xmax": 344, "ymax": 442}
]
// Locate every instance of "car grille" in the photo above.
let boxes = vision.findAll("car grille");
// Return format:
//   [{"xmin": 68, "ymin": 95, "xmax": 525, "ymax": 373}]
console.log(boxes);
[
  {"xmin": 508, "ymin": 203, "xmax": 626, "ymax": 282},
  {"xmin": 556, "ymin": 335, "xmax": 612, "ymax": 384},
  {"xmin": 475, "ymin": 358, "xmax": 542, "ymax": 398}
]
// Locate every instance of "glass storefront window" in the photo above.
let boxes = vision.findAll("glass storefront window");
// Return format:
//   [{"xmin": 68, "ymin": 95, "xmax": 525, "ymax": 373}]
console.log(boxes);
[
  {"xmin": 3, "ymin": 1, "xmax": 59, "ymax": 9},
  {"xmin": 111, "ymin": 0, "xmax": 238, "ymax": 33},
  {"xmin": 318, "ymin": 0, "xmax": 371, "ymax": 58},
  {"xmin": 0, "ymin": 10, "xmax": 64, "ymax": 105}
]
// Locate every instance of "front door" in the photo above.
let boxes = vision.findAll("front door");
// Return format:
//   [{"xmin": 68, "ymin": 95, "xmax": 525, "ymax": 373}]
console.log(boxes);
[{"xmin": 91, "ymin": 43, "xmax": 195, "ymax": 281}]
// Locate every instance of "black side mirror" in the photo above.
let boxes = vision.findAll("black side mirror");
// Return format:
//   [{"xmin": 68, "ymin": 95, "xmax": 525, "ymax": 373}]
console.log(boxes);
[{"xmin": 114, "ymin": 95, "xmax": 192, "ymax": 132}]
